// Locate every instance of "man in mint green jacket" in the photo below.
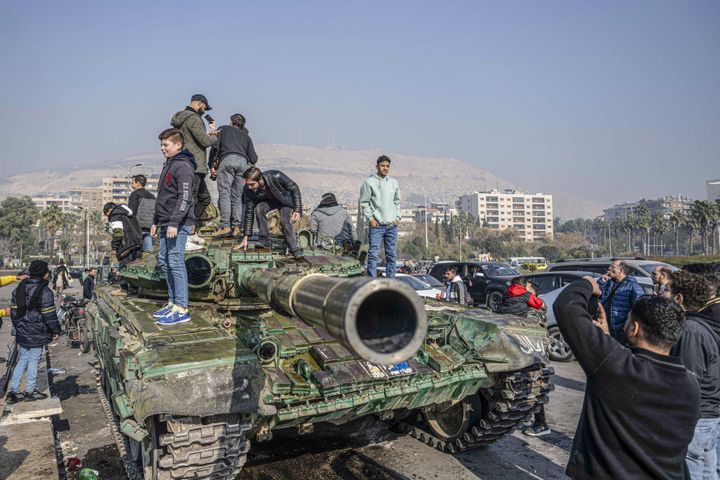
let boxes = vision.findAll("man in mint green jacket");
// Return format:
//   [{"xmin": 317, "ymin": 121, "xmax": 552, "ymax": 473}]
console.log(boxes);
[{"xmin": 359, "ymin": 155, "xmax": 401, "ymax": 277}]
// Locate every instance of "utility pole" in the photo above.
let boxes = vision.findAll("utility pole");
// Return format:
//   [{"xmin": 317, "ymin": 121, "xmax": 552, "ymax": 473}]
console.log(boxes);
[
  {"xmin": 424, "ymin": 192, "xmax": 429, "ymax": 253},
  {"xmin": 85, "ymin": 209, "xmax": 90, "ymax": 269}
]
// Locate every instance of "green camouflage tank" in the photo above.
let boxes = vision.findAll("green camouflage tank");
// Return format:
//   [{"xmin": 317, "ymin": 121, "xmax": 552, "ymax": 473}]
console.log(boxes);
[{"xmin": 89, "ymin": 227, "xmax": 553, "ymax": 480}]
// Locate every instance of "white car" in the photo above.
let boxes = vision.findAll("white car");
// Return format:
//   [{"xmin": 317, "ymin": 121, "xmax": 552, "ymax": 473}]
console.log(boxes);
[{"xmin": 394, "ymin": 273, "xmax": 443, "ymax": 299}]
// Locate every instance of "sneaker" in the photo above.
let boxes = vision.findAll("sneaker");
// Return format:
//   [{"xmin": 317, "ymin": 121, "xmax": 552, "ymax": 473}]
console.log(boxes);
[
  {"xmin": 6, "ymin": 391, "xmax": 24, "ymax": 404},
  {"xmin": 153, "ymin": 303, "xmax": 174, "ymax": 318},
  {"xmin": 156, "ymin": 308, "xmax": 191, "ymax": 325},
  {"xmin": 213, "ymin": 227, "xmax": 233, "ymax": 239},
  {"xmin": 232, "ymin": 226, "xmax": 242, "ymax": 237},
  {"xmin": 24, "ymin": 390, "xmax": 48, "ymax": 401},
  {"xmin": 523, "ymin": 424, "xmax": 551, "ymax": 437},
  {"xmin": 185, "ymin": 241, "xmax": 204, "ymax": 251},
  {"xmin": 188, "ymin": 234, "xmax": 205, "ymax": 246}
]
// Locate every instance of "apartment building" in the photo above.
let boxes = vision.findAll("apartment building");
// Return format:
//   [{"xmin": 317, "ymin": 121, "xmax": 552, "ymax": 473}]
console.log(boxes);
[
  {"xmin": 708, "ymin": 179, "xmax": 720, "ymax": 203},
  {"xmin": 603, "ymin": 195, "xmax": 692, "ymax": 221},
  {"xmin": 456, "ymin": 189, "xmax": 554, "ymax": 241}
]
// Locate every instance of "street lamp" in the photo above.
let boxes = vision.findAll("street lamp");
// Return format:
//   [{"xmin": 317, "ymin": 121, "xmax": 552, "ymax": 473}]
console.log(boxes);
[{"xmin": 76, "ymin": 206, "xmax": 90, "ymax": 269}]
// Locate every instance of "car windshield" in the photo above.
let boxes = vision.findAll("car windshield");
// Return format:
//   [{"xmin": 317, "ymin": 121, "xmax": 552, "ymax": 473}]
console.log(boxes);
[
  {"xmin": 638, "ymin": 263, "xmax": 678, "ymax": 274},
  {"xmin": 416, "ymin": 275, "xmax": 443, "ymax": 288},
  {"xmin": 484, "ymin": 264, "xmax": 519, "ymax": 276},
  {"xmin": 397, "ymin": 276, "xmax": 432, "ymax": 290}
]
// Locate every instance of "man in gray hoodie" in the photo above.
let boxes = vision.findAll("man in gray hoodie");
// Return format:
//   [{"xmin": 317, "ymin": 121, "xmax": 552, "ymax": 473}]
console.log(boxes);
[
  {"xmin": 170, "ymin": 94, "xmax": 217, "ymax": 230},
  {"xmin": 310, "ymin": 193, "xmax": 355, "ymax": 247}
]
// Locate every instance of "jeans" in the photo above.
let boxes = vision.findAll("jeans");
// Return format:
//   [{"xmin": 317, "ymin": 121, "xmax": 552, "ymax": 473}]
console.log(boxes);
[
  {"xmin": 367, "ymin": 224, "xmax": 397, "ymax": 278},
  {"xmin": 142, "ymin": 232, "xmax": 153, "ymax": 252},
  {"xmin": 687, "ymin": 417, "xmax": 720, "ymax": 479},
  {"xmin": 9, "ymin": 345, "xmax": 43, "ymax": 393},
  {"xmin": 217, "ymin": 155, "xmax": 251, "ymax": 228},
  {"xmin": 255, "ymin": 200, "xmax": 299, "ymax": 254},
  {"xmin": 157, "ymin": 225, "xmax": 192, "ymax": 307},
  {"xmin": 193, "ymin": 173, "xmax": 211, "ymax": 225}
]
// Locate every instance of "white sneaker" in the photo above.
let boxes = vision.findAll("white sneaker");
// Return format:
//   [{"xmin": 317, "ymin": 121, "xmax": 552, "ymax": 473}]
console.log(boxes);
[
  {"xmin": 188, "ymin": 234, "xmax": 205, "ymax": 245},
  {"xmin": 185, "ymin": 241, "xmax": 204, "ymax": 251}
]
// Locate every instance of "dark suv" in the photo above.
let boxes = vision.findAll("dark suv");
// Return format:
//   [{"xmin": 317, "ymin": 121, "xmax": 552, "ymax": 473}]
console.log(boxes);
[{"xmin": 429, "ymin": 261, "xmax": 519, "ymax": 307}]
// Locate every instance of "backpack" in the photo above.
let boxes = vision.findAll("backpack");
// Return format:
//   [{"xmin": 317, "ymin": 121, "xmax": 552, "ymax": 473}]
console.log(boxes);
[{"xmin": 136, "ymin": 197, "xmax": 156, "ymax": 230}]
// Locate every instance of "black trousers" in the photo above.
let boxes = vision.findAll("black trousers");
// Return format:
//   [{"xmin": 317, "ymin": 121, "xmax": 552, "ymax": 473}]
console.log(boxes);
[
  {"xmin": 193, "ymin": 173, "xmax": 211, "ymax": 225},
  {"xmin": 255, "ymin": 199, "xmax": 299, "ymax": 254}
]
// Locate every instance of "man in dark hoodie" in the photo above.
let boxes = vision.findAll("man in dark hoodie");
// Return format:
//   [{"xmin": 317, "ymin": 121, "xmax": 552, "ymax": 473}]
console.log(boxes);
[
  {"xmin": 237, "ymin": 166, "xmax": 303, "ymax": 259},
  {"xmin": 150, "ymin": 128, "xmax": 196, "ymax": 325},
  {"xmin": 310, "ymin": 193, "xmax": 355, "ymax": 246},
  {"xmin": 209, "ymin": 113, "xmax": 258, "ymax": 239},
  {"xmin": 170, "ymin": 94, "xmax": 217, "ymax": 232},
  {"xmin": 127, "ymin": 174, "xmax": 156, "ymax": 252},
  {"xmin": 104, "ymin": 202, "xmax": 143, "ymax": 268},
  {"xmin": 667, "ymin": 270, "xmax": 720, "ymax": 478},
  {"xmin": 555, "ymin": 277, "xmax": 700, "ymax": 479},
  {"xmin": 441, "ymin": 266, "xmax": 469, "ymax": 305},
  {"xmin": 6, "ymin": 260, "xmax": 61, "ymax": 404}
]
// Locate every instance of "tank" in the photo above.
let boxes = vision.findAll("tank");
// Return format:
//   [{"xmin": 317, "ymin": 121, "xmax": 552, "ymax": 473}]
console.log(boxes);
[{"xmin": 89, "ymin": 229, "xmax": 553, "ymax": 480}]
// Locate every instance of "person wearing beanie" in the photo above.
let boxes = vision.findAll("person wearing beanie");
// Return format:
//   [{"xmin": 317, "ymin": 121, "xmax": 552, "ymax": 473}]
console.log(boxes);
[
  {"xmin": 6, "ymin": 260, "xmax": 61, "ymax": 404},
  {"xmin": 310, "ymin": 193, "xmax": 355, "ymax": 247}
]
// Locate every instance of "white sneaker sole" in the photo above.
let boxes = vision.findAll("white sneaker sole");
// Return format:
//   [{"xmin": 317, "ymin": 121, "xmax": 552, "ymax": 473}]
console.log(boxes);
[{"xmin": 156, "ymin": 317, "xmax": 191, "ymax": 325}]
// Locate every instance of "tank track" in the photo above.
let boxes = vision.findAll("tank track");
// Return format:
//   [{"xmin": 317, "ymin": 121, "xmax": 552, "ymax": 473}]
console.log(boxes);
[
  {"xmin": 155, "ymin": 416, "xmax": 252, "ymax": 480},
  {"xmin": 96, "ymin": 369, "xmax": 252, "ymax": 479},
  {"xmin": 398, "ymin": 364, "xmax": 554, "ymax": 453}
]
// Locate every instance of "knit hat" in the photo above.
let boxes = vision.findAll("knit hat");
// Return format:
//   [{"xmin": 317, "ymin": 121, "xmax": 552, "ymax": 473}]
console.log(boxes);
[{"xmin": 28, "ymin": 260, "xmax": 49, "ymax": 278}]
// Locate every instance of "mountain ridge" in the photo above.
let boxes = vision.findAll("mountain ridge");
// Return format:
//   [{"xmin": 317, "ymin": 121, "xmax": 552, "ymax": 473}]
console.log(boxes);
[{"xmin": 0, "ymin": 143, "xmax": 603, "ymax": 219}]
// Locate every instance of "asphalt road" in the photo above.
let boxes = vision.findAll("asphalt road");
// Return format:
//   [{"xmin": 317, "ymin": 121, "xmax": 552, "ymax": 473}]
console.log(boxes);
[{"xmin": 0, "ymin": 282, "xmax": 585, "ymax": 480}]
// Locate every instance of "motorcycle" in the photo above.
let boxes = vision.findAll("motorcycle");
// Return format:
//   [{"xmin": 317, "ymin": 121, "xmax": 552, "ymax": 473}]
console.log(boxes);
[{"xmin": 58, "ymin": 295, "xmax": 92, "ymax": 353}]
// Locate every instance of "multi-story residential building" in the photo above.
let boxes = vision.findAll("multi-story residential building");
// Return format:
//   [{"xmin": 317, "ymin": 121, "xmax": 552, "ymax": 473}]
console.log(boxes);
[
  {"xmin": 101, "ymin": 174, "xmax": 160, "ymax": 205},
  {"xmin": 69, "ymin": 188, "xmax": 104, "ymax": 212},
  {"xmin": 603, "ymin": 195, "xmax": 692, "ymax": 221},
  {"xmin": 456, "ymin": 189, "xmax": 554, "ymax": 241},
  {"xmin": 31, "ymin": 193, "xmax": 81, "ymax": 213},
  {"xmin": 707, "ymin": 179, "xmax": 720, "ymax": 203}
]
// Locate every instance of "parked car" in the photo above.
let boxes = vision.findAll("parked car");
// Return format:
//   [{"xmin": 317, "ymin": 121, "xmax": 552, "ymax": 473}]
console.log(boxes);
[
  {"xmin": 547, "ymin": 257, "xmax": 676, "ymax": 282},
  {"xmin": 412, "ymin": 274, "xmax": 444, "ymax": 289},
  {"xmin": 394, "ymin": 273, "xmax": 443, "ymax": 299},
  {"xmin": 428, "ymin": 261, "xmax": 519, "ymax": 307}
]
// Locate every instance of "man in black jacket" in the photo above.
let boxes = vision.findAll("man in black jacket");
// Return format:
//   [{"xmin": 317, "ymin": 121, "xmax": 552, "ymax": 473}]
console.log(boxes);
[
  {"xmin": 237, "ymin": 167, "xmax": 303, "ymax": 259},
  {"xmin": 83, "ymin": 267, "xmax": 97, "ymax": 302},
  {"xmin": 7, "ymin": 260, "xmax": 61, "ymax": 404},
  {"xmin": 104, "ymin": 202, "xmax": 143, "ymax": 268},
  {"xmin": 209, "ymin": 113, "xmax": 258, "ymax": 239},
  {"xmin": 555, "ymin": 277, "xmax": 700, "ymax": 480},
  {"xmin": 666, "ymin": 270, "xmax": 720, "ymax": 478},
  {"xmin": 128, "ymin": 175, "xmax": 156, "ymax": 252}
]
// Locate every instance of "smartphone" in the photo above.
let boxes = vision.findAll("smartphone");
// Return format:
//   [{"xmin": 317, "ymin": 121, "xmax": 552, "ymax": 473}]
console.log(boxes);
[{"xmin": 204, "ymin": 114, "xmax": 214, "ymax": 123}]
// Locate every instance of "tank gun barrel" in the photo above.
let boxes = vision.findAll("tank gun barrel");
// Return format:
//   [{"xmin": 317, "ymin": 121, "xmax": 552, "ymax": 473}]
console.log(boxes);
[{"xmin": 242, "ymin": 270, "xmax": 427, "ymax": 365}]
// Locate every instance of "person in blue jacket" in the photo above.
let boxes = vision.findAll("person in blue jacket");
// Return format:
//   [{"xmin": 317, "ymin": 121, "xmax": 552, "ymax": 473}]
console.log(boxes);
[{"xmin": 599, "ymin": 260, "xmax": 645, "ymax": 343}]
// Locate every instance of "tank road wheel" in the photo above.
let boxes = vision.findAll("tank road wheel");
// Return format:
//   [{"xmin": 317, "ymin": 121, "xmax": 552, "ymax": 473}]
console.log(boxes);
[
  {"xmin": 404, "ymin": 364, "xmax": 554, "ymax": 453},
  {"xmin": 424, "ymin": 396, "xmax": 482, "ymax": 443}
]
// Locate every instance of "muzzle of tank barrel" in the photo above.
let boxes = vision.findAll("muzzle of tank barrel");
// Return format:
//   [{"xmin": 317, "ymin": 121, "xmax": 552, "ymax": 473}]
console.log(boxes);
[{"xmin": 244, "ymin": 271, "xmax": 427, "ymax": 365}]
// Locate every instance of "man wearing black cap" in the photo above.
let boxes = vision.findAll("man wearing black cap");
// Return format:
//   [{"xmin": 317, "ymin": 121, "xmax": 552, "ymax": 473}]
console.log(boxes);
[
  {"xmin": 6, "ymin": 260, "xmax": 61, "ymax": 404},
  {"xmin": 171, "ymin": 94, "xmax": 218, "ymax": 239},
  {"xmin": 310, "ymin": 193, "xmax": 355, "ymax": 246}
]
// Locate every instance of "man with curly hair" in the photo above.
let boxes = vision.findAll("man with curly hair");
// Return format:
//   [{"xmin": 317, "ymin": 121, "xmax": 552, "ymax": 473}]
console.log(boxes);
[{"xmin": 667, "ymin": 270, "xmax": 719, "ymax": 478}]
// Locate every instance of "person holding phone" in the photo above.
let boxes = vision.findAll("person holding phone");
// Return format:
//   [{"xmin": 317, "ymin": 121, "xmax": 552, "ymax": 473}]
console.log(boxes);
[{"xmin": 170, "ymin": 94, "xmax": 217, "ymax": 241}]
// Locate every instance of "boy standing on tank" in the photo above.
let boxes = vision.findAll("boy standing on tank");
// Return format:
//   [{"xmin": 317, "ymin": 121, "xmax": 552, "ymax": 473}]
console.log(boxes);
[{"xmin": 151, "ymin": 128, "xmax": 195, "ymax": 325}]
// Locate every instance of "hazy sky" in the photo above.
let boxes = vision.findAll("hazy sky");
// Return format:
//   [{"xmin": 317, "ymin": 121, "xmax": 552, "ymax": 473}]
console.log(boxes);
[{"xmin": 1, "ymin": 1, "xmax": 718, "ymax": 204}]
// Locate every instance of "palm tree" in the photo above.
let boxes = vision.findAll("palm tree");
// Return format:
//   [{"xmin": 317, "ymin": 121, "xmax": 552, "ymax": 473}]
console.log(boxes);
[
  {"xmin": 634, "ymin": 205, "xmax": 651, "ymax": 256},
  {"xmin": 690, "ymin": 201, "xmax": 712, "ymax": 255},
  {"xmin": 90, "ymin": 210, "xmax": 107, "ymax": 264},
  {"xmin": 40, "ymin": 205, "xmax": 65, "ymax": 255},
  {"xmin": 650, "ymin": 212, "xmax": 667, "ymax": 256},
  {"xmin": 669, "ymin": 209, "xmax": 686, "ymax": 256}
]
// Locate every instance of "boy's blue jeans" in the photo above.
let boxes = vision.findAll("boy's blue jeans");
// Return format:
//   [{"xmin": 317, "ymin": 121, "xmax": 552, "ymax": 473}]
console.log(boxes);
[
  {"xmin": 157, "ymin": 225, "xmax": 191, "ymax": 308},
  {"xmin": 9, "ymin": 345, "xmax": 43, "ymax": 393},
  {"xmin": 366, "ymin": 224, "xmax": 397, "ymax": 278}
]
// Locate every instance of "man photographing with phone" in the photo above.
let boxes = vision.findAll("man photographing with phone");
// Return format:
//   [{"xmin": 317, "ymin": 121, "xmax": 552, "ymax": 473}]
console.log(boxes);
[
  {"xmin": 554, "ymin": 276, "xmax": 700, "ymax": 479},
  {"xmin": 171, "ymin": 94, "xmax": 217, "ymax": 242}
]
